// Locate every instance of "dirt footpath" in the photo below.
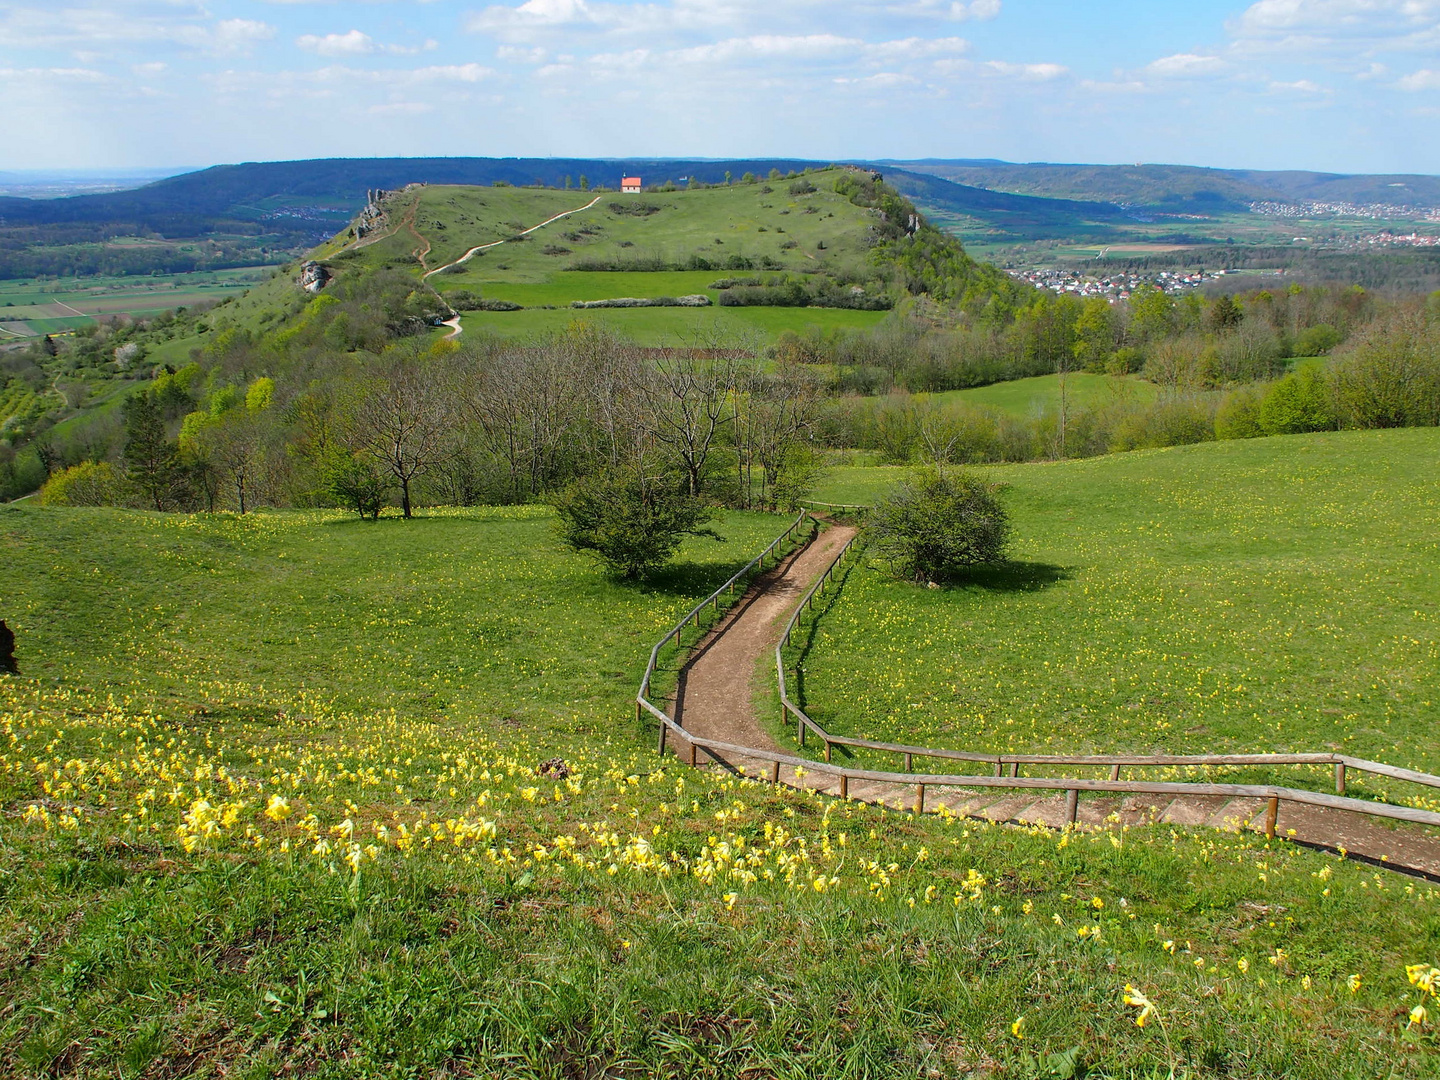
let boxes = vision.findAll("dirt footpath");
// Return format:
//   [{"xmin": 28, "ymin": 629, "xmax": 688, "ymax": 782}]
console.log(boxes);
[{"xmin": 672, "ymin": 522, "xmax": 856, "ymax": 754}]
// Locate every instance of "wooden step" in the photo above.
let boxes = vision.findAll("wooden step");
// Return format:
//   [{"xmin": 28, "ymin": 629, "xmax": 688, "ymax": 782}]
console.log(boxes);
[
  {"xmin": 1205, "ymin": 798, "xmax": 1265, "ymax": 832},
  {"xmin": 1161, "ymin": 796, "xmax": 1233, "ymax": 827}
]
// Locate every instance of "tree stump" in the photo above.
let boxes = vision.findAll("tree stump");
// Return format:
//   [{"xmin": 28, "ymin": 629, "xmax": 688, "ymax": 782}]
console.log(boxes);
[{"xmin": 0, "ymin": 620, "xmax": 16, "ymax": 674}]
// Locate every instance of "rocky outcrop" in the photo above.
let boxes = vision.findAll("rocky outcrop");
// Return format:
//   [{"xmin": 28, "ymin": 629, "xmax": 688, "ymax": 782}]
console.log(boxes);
[
  {"xmin": 570, "ymin": 295, "xmax": 711, "ymax": 309},
  {"xmin": 354, "ymin": 189, "xmax": 391, "ymax": 240},
  {"xmin": 299, "ymin": 261, "xmax": 331, "ymax": 294}
]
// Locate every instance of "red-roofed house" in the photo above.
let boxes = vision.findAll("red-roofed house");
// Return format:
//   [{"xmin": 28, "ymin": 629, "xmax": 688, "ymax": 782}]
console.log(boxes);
[{"xmin": 621, "ymin": 177, "xmax": 642, "ymax": 193}]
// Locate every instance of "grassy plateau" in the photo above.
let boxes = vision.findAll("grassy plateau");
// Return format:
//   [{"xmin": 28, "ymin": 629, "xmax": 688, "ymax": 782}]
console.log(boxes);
[{"xmin": 0, "ymin": 482, "xmax": 1438, "ymax": 1077}]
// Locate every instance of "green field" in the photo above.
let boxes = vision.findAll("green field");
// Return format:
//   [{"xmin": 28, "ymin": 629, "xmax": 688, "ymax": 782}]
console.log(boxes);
[
  {"xmin": 2, "ymin": 498, "xmax": 1439, "ymax": 1075},
  {"xmin": 0, "ymin": 267, "xmax": 278, "ymax": 338},
  {"xmin": 928, "ymin": 372, "xmax": 1159, "ymax": 418},
  {"xmin": 457, "ymin": 304, "xmax": 889, "ymax": 345},
  {"xmin": 798, "ymin": 430, "xmax": 1440, "ymax": 792}
]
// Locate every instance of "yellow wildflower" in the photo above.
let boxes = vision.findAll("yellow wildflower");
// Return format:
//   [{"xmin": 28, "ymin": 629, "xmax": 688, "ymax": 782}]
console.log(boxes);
[{"xmin": 1122, "ymin": 985, "xmax": 1156, "ymax": 1028}]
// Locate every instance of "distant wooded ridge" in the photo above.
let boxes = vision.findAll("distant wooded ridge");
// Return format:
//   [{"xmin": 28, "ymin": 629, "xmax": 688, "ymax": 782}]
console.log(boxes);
[{"xmin": 5, "ymin": 156, "xmax": 1439, "ymax": 238}]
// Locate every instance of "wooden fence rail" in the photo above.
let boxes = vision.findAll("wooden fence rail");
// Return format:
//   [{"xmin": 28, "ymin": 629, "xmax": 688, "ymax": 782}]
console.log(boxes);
[{"xmin": 638, "ymin": 514, "xmax": 1440, "ymax": 845}]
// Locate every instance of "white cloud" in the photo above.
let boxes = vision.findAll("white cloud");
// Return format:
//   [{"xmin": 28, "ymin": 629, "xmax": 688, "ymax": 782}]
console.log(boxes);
[
  {"xmin": 1398, "ymin": 67, "xmax": 1440, "ymax": 88},
  {"xmin": 1230, "ymin": 0, "xmax": 1440, "ymax": 54},
  {"xmin": 370, "ymin": 101, "xmax": 435, "ymax": 115},
  {"xmin": 984, "ymin": 59, "xmax": 1067, "ymax": 80},
  {"xmin": 213, "ymin": 19, "xmax": 277, "ymax": 52},
  {"xmin": 882, "ymin": 0, "xmax": 1000, "ymax": 19},
  {"xmin": 0, "ymin": 8, "xmax": 276, "ymax": 55},
  {"xmin": 1269, "ymin": 77, "xmax": 1327, "ymax": 91},
  {"xmin": 297, "ymin": 29, "xmax": 376, "ymax": 56},
  {"xmin": 1144, "ymin": 53, "xmax": 1228, "ymax": 78}
]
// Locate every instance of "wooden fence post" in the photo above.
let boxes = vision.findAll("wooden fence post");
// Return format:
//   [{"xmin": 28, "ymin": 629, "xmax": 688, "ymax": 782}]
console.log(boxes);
[
  {"xmin": 840, "ymin": 774, "xmax": 849, "ymax": 800},
  {"xmin": 1264, "ymin": 797, "xmax": 1279, "ymax": 839},
  {"xmin": 824, "ymin": 741, "xmax": 832, "ymax": 763},
  {"xmin": 1065, "ymin": 789, "xmax": 1079, "ymax": 826},
  {"xmin": 903, "ymin": 752, "xmax": 912, "ymax": 773},
  {"xmin": 1335, "ymin": 763, "xmax": 1346, "ymax": 795},
  {"xmin": 657, "ymin": 719, "xmax": 667, "ymax": 755},
  {"xmin": 771, "ymin": 760, "xmax": 780, "ymax": 784},
  {"xmin": 915, "ymin": 784, "xmax": 925, "ymax": 815},
  {"xmin": 689, "ymin": 738, "xmax": 697, "ymax": 768},
  {"xmin": 798, "ymin": 717, "xmax": 806, "ymax": 747},
  {"xmin": 1109, "ymin": 764, "xmax": 1122, "ymax": 782},
  {"xmin": 1009, "ymin": 762, "xmax": 1019, "ymax": 778}
]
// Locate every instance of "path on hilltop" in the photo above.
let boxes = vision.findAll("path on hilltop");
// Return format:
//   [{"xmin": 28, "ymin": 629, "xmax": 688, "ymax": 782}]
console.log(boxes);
[
  {"xmin": 670, "ymin": 525, "xmax": 1440, "ymax": 879},
  {"xmin": 423, "ymin": 195, "xmax": 603, "ymax": 281}
]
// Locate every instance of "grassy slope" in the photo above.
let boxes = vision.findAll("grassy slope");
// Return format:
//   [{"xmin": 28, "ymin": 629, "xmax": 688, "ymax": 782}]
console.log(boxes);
[
  {"xmin": 302, "ymin": 170, "xmax": 895, "ymax": 347},
  {"xmin": 800, "ymin": 430, "xmax": 1440, "ymax": 791},
  {"xmin": 0, "ymin": 502, "xmax": 1438, "ymax": 1076}
]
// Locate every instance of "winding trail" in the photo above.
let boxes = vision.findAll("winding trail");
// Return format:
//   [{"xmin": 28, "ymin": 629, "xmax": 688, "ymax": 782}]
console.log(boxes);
[
  {"xmin": 671, "ymin": 526, "xmax": 1440, "ymax": 879},
  {"xmin": 422, "ymin": 195, "xmax": 603, "ymax": 281}
]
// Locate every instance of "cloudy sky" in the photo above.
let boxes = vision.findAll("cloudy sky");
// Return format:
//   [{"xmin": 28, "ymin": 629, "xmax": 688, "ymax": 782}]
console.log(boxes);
[{"xmin": 3, "ymin": 0, "xmax": 1439, "ymax": 174}]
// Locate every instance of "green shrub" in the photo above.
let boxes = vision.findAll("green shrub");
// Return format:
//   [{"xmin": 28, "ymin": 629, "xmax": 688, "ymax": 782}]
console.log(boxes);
[
  {"xmin": 1214, "ymin": 385, "xmax": 1268, "ymax": 440},
  {"xmin": 865, "ymin": 469, "xmax": 1010, "ymax": 584},
  {"xmin": 1259, "ymin": 366, "xmax": 1337, "ymax": 435},
  {"xmin": 38, "ymin": 461, "xmax": 125, "ymax": 507},
  {"xmin": 1294, "ymin": 323, "xmax": 1342, "ymax": 356},
  {"xmin": 1333, "ymin": 319, "xmax": 1440, "ymax": 429},
  {"xmin": 554, "ymin": 470, "xmax": 717, "ymax": 580}
]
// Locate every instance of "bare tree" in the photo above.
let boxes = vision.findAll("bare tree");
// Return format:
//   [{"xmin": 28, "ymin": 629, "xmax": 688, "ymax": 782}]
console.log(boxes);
[
  {"xmin": 635, "ymin": 349, "xmax": 741, "ymax": 498},
  {"xmin": 733, "ymin": 361, "xmax": 824, "ymax": 510},
  {"xmin": 353, "ymin": 351, "xmax": 458, "ymax": 517}
]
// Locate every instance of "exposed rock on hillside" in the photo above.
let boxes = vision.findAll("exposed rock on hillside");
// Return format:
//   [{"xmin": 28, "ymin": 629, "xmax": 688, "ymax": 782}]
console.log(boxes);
[
  {"xmin": 299, "ymin": 261, "xmax": 331, "ymax": 294},
  {"xmin": 570, "ymin": 295, "xmax": 711, "ymax": 309}
]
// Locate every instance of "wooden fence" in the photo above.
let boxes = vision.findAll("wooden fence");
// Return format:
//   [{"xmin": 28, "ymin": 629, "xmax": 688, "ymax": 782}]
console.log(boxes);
[{"xmin": 640, "ymin": 514, "xmax": 1440, "ymax": 841}]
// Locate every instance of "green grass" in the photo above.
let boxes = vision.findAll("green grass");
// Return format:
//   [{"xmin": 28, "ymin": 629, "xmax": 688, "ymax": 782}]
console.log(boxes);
[
  {"xmin": 325, "ymin": 170, "xmax": 877, "ymax": 282},
  {"xmin": 2, "ymin": 499, "xmax": 1439, "ymax": 1077},
  {"xmin": 930, "ymin": 372, "xmax": 1158, "ymax": 419},
  {"xmin": 457, "ymin": 305, "xmax": 889, "ymax": 345},
  {"xmin": 796, "ymin": 430, "xmax": 1440, "ymax": 790}
]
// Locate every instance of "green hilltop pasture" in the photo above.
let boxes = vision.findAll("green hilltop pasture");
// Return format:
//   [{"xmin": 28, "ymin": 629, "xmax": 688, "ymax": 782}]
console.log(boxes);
[
  {"xmin": 797, "ymin": 429, "xmax": 1440, "ymax": 794},
  {"xmin": 322, "ymin": 170, "xmax": 880, "ymax": 281},
  {"xmin": 2, "ymin": 494, "xmax": 1440, "ymax": 1075}
]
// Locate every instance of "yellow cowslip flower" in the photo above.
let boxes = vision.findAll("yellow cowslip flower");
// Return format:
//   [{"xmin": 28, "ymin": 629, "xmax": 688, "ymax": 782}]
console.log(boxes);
[
  {"xmin": 1122, "ymin": 985, "xmax": 1156, "ymax": 1028},
  {"xmin": 1162, "ymin": 940, "xmax": 1176, "ymax": 955},
  {"xmin": 1347, "ymin": 974, "xmax": 1362, "ymax": 993},
  {"xmin": 1407, "ymin": 964, "xmax": 1440, "ymax": 995},
  {"xmin": 1409, "ymin": 1004, "xmax": 1429, "ymax": 1029},
  {"xmin": 1237, "ymin": 958, "xmax": 1250, "ymax": 975},
  {"xmin": 1092, "ymin": 897, "xmax": 1104, "ymax": 910},
  {"xmin": 1011, "ymin": 1016, "xmax": 1025, "ymax": 1038},
  {"xmin": 723, "ymin": 892, "xmax": 738, "ymax": 911}
]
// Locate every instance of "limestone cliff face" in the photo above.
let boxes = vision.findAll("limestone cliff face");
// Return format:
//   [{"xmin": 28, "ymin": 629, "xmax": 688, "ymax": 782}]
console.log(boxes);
[{"xmin": 299, "ymin": 260, "xmax": 331, "ymax": 294}]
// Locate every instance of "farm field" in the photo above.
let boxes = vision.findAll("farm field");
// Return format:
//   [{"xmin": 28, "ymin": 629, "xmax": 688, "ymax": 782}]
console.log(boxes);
[
  {"xmin": 3, "ymin": 500, "xmax": 1440, "ymax": 1076},
  {"xmin": 796, "ymin": 429, "xmax": 1440, "ymax": 790},
  {"xmin": 0, "ymin": 267, "xmax": 276, "ymax": 338}
]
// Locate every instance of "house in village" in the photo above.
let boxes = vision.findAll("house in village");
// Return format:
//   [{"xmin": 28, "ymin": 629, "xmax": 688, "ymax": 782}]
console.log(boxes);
[{"xmin": 620, "ymin": 177, "xmax": 643, "ymax": 193}]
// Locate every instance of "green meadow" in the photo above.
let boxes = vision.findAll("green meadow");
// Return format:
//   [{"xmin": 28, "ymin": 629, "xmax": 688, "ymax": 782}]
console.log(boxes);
[
  {"xmin": 795, "ymin": 430, "xmax": 1440, "ymax": 796},
  {"xmin": 936, "ymin": 372, "xmax": 1159, "ymax": 418},
  {"xmin": 2, "ymin": 487, "xmax": 1440, "ymax": 1076}
]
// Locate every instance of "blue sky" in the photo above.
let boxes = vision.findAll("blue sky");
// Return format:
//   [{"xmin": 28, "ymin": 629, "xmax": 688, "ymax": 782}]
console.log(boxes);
[{"xmin": 2, "ymin": 0, "xmax": 1439, "ymax": 174}]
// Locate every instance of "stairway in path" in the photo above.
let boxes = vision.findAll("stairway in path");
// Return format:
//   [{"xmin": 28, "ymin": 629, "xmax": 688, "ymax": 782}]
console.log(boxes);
[{"xmin": 668, "ymin": 526, "xmax": 1440, "ymax": 880}]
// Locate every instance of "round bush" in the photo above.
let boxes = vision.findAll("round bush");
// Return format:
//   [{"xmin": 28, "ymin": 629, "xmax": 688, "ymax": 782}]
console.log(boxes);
[
  {"xmin": 38, "ymin": 461, "xmax": 124, "ymax": 507},
  {"xmin": 865, "ymin": 469, "xmax": 1010, "ymax": 584}
]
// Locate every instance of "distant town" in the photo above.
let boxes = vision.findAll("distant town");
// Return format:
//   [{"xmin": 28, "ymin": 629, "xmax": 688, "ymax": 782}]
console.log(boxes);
[{"xmin": 1006, "ymin": 266, "xmax": 1234, "ymax": 301}]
